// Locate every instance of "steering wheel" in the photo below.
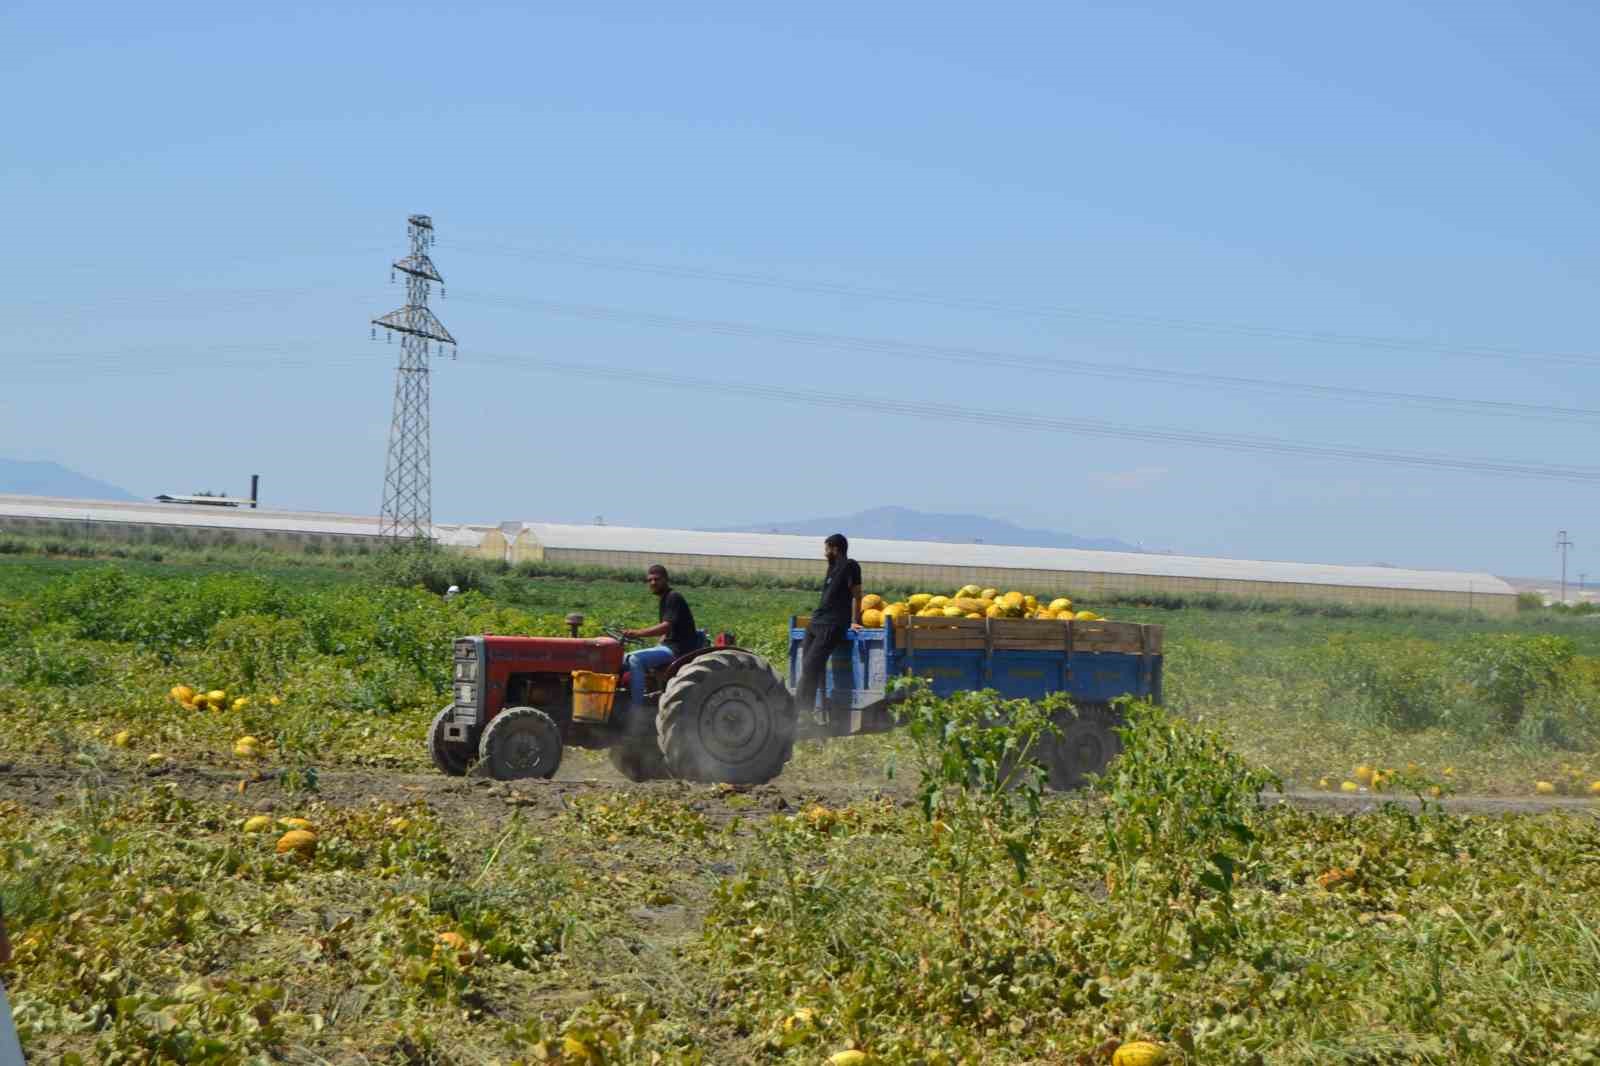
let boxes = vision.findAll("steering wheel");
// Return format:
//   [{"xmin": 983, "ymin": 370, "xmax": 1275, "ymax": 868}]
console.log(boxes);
[{"xmin": 603, "ymin": 625, "xmax": 644, "ymax": 647}]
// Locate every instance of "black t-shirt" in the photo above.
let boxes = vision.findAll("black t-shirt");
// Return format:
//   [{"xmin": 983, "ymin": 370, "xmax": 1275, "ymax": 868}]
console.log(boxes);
[
  {"xmin": 812, "ymin": 558, "xmax": 862, "ymax": 627},
  {"xmin": 659, "ymin": 589, "xmax": 697, "ymax": 656}
]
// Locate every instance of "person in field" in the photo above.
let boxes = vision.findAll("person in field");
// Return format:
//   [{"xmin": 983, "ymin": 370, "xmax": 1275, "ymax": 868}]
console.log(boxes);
[
  {"xmin": 0, "ymin": 899, "xmax": 24, "ymax": 1064},
  {"xmin": 794, "ymin": 533, "xmax": 863, "ymax": 720},
  {"xmin": 621, "ymin": 565, "xmax": 697, "ymax": 715}
]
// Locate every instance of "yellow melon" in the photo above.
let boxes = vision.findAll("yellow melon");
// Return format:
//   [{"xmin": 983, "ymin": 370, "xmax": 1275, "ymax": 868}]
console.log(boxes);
[
  {"xmin": 980, "ymin": 588, "xmax": 998, "ymax": 600},
  {"xmin": 234, "ymin": 736, "xmax": 260, "ymax": 758},
  {"xmin": 278, "ymin": 816, "xmax": 314, "ymax": 831},
  {"xmin": 861, "ymin": 593, "xmax": 885, "ymax": 611},
  {"xmin": 941, "ymin": 605, "xmax": 965, "ymax": 618},
  {"xmin": 861, "ymin": 608, "xmax": 885, "ymax": 628},
  {"xmin": 1589, "ymin": 780, "xmax": 1600, "ymax": 797},
  {"xmin": 1535, "ymin": 780, "xmax": 1556, "ymax": 795},
  {"xmin": 1353, "ymin": 765, "xmax": 1375, "ymax": 785},
  {"xmin": 242, "ymin": 815, "xmax": 273, "ymax": 833},
  {"xmin": 928, "ymin": 595, "xmax": 950, "ymax": 609},
  {"xmin": 1048, "ymin": 597, "xmax": 1072, "ymax": 612},
  {"xmin": 1001, "ymin": 591, "xmax": 1024, "ymax": 607},
  {"xmin": 112, "ymin": 730, "xmax": 132, "ymax": 748},
  {"xmin": 1340, "ymin": 780, "xmax": 1359, "ymax": 792},
  {"xmin": 907, "ymin": 594, "xmax": 932, "ymax": 610},
  {"xmin": 276, "ymin": 829, "xmax": 317, "ymax": 859},
  {"xmin": 170, "ymin": 684, "xmax": 195, "ymax": 703},
  {"xmin": 1112, "ymin": 1043, "xmax": 1168, "ymax": 1066}
]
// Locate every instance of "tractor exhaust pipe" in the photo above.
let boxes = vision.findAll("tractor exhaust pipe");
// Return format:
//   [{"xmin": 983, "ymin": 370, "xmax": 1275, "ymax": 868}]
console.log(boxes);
[{"xmin": 565, "ymin": 613, "xmax": 584, "ymax": 638}]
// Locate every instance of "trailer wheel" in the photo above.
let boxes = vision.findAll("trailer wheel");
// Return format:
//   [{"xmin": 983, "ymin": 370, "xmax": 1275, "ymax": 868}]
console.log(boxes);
[
  {"xmin": 657, "ymin": 650, "xmax": 793, "ymax": 784},
  {"xmin": 478, "ymin": 706, "xmax": 563, "ymax": 781},
  {"xmin": 608, "ymin": 735, "xmax": 672, "ymax": 781},
  {"xmin": 1043, "ymin": 702, "xmax": 1123, "ymax": 791},
  {"xmin": 428, "ymin": 705, "xmax": 475, "ymax": 777}
]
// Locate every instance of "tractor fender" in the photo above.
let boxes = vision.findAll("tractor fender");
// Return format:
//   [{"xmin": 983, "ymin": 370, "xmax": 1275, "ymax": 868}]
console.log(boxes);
[{"xmin": 661, "ymin": 643, "xmax": 751, "ymax": 684}]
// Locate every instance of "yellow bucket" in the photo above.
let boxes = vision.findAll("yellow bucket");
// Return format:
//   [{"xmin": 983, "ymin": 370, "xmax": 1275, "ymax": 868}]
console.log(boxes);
[{"xmin": 572, "ymin": 670, "xmax": 619, "ymax": 723}]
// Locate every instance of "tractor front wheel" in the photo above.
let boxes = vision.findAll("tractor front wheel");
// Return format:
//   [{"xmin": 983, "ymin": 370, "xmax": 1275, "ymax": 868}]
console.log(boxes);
[
  {"xmin": 428, "ymin": 705, "xmax": 475, "ymax": 777},
  {"xmin": 478, "ymin": 706, "xmax": 564, "ymax": 781},
  {"xmin": 657, "ymin": 650, "xmax": 793, "ymax": 784},
  {"xmin": 1042, "ymin": 702, "xmax": 1122, "ymax": 791}
]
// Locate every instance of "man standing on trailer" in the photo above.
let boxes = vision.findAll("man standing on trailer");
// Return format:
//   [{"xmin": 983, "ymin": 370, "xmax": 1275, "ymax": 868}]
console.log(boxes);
[
  {"xmin": 621, "ymin": 565, "xmax": 697, "ymax": 716},
  {"xmin": 794, "ymin": 533, "xmax": 863, "ymax": 720}
]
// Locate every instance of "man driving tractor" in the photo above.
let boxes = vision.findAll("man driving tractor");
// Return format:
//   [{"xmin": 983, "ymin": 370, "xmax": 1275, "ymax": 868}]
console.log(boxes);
[{"xmin": 620, "ymin": 564, "xmax": 698, "ymax": 715}]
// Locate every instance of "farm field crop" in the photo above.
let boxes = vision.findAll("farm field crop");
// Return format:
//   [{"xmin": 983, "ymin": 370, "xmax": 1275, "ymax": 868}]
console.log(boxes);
[{"xmin": 2, "ymin": 548, "xmax": 1600, "ymax": 1063}]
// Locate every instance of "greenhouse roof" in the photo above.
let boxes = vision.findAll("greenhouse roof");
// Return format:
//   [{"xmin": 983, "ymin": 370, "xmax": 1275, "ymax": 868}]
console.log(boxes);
[{"xmin": 516, "ymin": 522, "xmax": 1516, "ymax": 596}]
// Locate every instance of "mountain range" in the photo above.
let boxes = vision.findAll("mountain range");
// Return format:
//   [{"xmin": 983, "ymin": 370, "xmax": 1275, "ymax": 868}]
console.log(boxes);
[
  {"xmin": 0, "ymin": 459, "xmax": 138, "ymax": 501},
  {"xmin": 0, "ymin": 464, "xmax": 1150, "ymax": 555},
  {"xmin": 712, "ymin": 505, "xmax": 1147, "ymax": 553}
]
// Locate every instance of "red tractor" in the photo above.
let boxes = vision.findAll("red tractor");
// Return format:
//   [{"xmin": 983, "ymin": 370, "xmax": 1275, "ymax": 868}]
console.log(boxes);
[{"xmin": 428, "ymin": 614, "xmax": 794, "ymax": 784}]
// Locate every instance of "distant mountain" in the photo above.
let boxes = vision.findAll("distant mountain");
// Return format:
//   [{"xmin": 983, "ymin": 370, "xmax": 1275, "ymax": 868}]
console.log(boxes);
[
  {"xmin": 712, "ymin": 505, "xmax": 1148, "ymax": 553},
  {"xmin": 0, "ymin": 459, "xmax": 138, "ymax": 501}
]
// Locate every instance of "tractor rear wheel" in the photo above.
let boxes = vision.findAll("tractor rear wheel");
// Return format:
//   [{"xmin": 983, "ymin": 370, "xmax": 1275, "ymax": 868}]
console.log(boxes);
[
  {"xmin": 428, "ymin": 705, "xmax": 475, "ymax": 776},
  {"xmin": 478, "ymin": 706, "xmax": 563, "ymax": 781},
  {"xmin": 608, "ymin": 735, "xmax": 672, "ymax": 781},
  {"xmin": 657, "ymin": 650, "xmax": 793, "ymax": 784},
  {"xmin": 1042, "ymin": 702, "xmax": 1122, "ymax": 791}
]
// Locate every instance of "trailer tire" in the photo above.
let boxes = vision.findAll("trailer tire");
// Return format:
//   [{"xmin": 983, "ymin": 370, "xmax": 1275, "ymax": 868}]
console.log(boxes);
[
  {"xmin": 1043, "ymin": 702, "xmax": 1123, "ymax": 791},
  {"xmin": 428, "ymin": 705, "xmax": 475, "ymax": 777},
  {"xmin": 657, "ymin": 650, "xmax": 793, "ymax": 784},
  {"xmin": 609, "ymin": 735, "xmax": 672, "ymax": 782},
  {"xmin": 478, "ymin": 706, "xmax": 564, "ymax": 781}
]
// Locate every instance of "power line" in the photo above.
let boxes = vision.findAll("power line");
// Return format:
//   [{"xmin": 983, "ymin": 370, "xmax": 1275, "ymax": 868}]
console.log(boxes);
[
  {"xmin": 14, "ymin": 287, "xmax": 1598, "ymax": 422},
  {"xmin": 452, "ymin": 351, "xmax": 1600, "ymax": 484},
  {"xmin": 446, "ymin": 290, "xmax": 1600, "ymax": 424},
  {"xmin": 440, "ymin": 235, "xmax": 1600, "ymax": 369},
  {"xmin": 15, "ymin": 338, "xmax": 1598, "ymax": 482}
]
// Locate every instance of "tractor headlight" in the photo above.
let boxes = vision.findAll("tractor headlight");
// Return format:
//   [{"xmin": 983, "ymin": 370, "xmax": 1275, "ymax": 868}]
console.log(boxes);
[
  {"xmin": 455, "ymin": 682, "xmax": 476, "ymax": 706},
  {"xmin": 454, "ymin": 660, "xmax": 478, "ymax": 682}
]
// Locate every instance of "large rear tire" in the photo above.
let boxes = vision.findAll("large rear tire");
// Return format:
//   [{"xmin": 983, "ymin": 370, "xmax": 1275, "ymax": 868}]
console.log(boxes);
[
  {"xmin": 1042, "ymin": 702, "xmax": 1122, "ymax": 791},
  {"xmin": 657, "ymin": 650, "xmax": 793, "ymax": 784},
  {"xmin": 428, "ymin": 705, "xmax": 474, "ymax": 777},
  {"xmin": 478, "ymin": 706, "xmax": 564, "ymax": 781},
  {"xmin": 608, "ymin": 735, "xmax": 672, "ymax": 781}
]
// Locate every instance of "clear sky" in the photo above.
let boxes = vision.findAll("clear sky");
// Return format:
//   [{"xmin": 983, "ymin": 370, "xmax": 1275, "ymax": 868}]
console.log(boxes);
[{"xmin": 4, "ymin": 1, "xmax": 1596, "ymax": 579}]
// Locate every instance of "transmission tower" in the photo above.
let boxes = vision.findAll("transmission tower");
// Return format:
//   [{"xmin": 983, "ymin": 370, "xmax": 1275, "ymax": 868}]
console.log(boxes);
[
  {"xmin": 372, "ymin": 214, "xmax": 456, "ymax": 542},
  {"xmin": 1557, "ymin": 529, "xmax": 1574, "ymax": 604}
]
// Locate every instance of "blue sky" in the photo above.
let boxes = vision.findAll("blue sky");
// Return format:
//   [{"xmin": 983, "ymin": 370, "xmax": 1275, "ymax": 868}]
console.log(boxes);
[{"xmin": 4, "ymin": 1, "xmax": 1597, "ymax": 578}]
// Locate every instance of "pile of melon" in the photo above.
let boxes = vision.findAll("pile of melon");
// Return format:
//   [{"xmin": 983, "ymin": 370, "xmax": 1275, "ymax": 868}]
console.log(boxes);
[{"xmin": 858, "ymin": 585, "xmax": 1105, "ymax": 628}]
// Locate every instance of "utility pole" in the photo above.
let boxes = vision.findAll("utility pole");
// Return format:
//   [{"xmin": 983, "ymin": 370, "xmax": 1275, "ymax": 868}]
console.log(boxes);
[
  {"xmin": 372, "ymin": 215, "xmax": 456, "ymax": 543},
  {"xmin": 1556, "ymin": 529, "xmax": 1574, "ymax": 604}
]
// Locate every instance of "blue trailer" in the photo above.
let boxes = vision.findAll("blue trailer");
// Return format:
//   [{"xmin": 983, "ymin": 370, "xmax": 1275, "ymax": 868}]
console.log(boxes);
[{"xmin": 788, "ymin": 613, "xmax": 1164, "ymax": 788}]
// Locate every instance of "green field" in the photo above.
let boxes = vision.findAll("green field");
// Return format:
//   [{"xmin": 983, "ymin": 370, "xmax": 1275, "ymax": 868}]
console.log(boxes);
[{"xmin": 2, "ymin": 548, "xmax": 1599, "ymax": 1063}]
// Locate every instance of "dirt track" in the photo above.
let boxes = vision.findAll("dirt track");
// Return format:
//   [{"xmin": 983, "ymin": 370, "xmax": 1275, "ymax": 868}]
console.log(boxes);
[{"xmin": 2, "ymin": 756, "xmax": 1595, "ymax": 821}]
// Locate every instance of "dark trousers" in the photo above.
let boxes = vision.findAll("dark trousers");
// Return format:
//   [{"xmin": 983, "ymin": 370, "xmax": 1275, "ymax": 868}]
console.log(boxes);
[{"xmin": 795, "ymin": 622, "xmax": 847, "ymax": 718}]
